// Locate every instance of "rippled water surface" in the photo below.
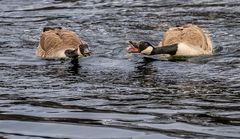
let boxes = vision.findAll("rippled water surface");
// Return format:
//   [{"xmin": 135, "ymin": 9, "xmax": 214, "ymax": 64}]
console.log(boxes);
[{"xmin": 0, "ymin": 0, "xmax": 240, "ymax": 138}]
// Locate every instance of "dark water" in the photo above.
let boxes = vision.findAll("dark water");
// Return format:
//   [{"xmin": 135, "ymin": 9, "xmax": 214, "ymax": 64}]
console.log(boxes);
[{"xmin": 0, "ymin": 0, "xmax": 240, "ymax": 138}]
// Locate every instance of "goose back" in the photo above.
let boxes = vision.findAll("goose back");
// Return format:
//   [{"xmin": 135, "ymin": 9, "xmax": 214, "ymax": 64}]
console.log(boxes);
[
  {"xmin": 160, "ymin": 24, "xmax": 213, "ymax": 55},
  {"xmin": 36, "ymin": 28, "xmax": 85, "ymax": 59}
]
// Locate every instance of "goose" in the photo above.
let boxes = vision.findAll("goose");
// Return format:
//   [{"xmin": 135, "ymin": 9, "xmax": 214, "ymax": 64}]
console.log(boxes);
[
  {"xmin": 36, "ymin": 27, "xmax": 91, "ymax": 59},
  {"xmin": 127, "ymin": 24, "xmax": 213, "ymax": 56}
]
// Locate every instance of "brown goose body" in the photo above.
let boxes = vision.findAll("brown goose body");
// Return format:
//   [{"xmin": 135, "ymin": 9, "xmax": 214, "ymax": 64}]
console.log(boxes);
[
  {"xmin": 159, "ymin": 24, "xmax": 213, "ymax": 56},
  {"xmin": 36, "ymin": 27, "xmax": 90, "ymax": 59},
  {"xmin": 127, "ymin": 24, "xmax": 213, "ymax": 56}
]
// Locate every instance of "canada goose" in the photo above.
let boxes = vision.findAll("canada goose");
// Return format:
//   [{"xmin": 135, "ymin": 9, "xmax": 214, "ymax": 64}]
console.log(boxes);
[
  {"xmin": 36, "ymin": 27, "xmax": 91, "ymax": 59},
  {"xmin": 127, "ymin": 24, "xmax": 213, "ymax": 56}
]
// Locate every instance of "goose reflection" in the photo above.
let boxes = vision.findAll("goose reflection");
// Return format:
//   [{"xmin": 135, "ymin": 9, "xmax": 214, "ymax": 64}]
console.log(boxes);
[{"xmin": 130, "ymin": 57, "xmax": 159, "ymax": 87}]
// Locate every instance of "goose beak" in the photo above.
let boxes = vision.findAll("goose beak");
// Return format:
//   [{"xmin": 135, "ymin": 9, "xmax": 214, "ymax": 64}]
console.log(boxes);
[
  {"xmin": 83, "ymin": 49, "xmax": 92, "ymax": 57},
  {"xmin": 80, "ymin": 44, "xmax": 91, "ymax": 57},
  {"xmin": 127, "ymin": 41, "xmax": 140, "ymax": 53}
]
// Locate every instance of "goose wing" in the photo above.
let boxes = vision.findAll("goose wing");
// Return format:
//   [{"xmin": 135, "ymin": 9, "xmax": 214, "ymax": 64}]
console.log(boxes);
[
  {"xmin": 161, "ymin": 27, "xmax": 182, "ymax": 46},
  {"xmin": 162, "ymin": 25, "xmax": 212, "ymax": 52},
  {"xmin": 40, "ymin": 31, "xmax": 63, "ymax": 51},
  {"xmin": 57, "ymin": 29, "xmax": 83, "ymax": 47},
  {"xmin": 162, "ymin": 24, "xmax": 207, "ymax": 50}
]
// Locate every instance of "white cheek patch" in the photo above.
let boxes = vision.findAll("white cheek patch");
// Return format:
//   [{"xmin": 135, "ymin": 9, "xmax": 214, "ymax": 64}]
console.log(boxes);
[{"xmin": 141, "ymin": 46, "xmax": 153, "ymax": 55}]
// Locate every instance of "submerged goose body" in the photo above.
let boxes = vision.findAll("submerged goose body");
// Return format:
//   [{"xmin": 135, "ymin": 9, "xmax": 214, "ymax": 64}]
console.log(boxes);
[
  {"xmin": 36, "ymin": 27, "xmax": 91, "ymax": 59},
  {"xmin": 128, "ymin": 24, "xmax": 213, "ymax": 56}
]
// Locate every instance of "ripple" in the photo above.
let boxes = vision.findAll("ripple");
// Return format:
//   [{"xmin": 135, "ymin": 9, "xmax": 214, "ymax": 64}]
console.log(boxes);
[{"xmin": 0, "ymin": 0, "xmax": 240, "ymax": 138}]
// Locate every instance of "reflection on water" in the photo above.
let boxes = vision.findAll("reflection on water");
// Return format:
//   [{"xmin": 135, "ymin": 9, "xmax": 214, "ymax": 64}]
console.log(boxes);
[{"xmin": 0, "ymin": 0, "xmax": 240, "ymax": 138}]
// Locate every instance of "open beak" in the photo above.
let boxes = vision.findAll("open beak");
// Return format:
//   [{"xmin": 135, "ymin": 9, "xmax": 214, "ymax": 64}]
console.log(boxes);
[{"xmin": 127, "ymin": 41, "xmax": 140, "ymax": 53}]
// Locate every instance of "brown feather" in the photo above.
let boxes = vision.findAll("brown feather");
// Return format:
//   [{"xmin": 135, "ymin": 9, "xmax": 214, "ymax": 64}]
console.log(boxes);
[
  {"xmin": 36, "ymin": 28, "xmax": 86, "ymax": 59},
  {"xmin": 161, "ymin": 24, "xmax": 213, "ymax": 55}
]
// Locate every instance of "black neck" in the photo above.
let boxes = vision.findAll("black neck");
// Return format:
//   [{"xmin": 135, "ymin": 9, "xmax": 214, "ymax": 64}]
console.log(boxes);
[{"xmin": 151, "ymin": 44, "xmax": 178, "ymax": 55}]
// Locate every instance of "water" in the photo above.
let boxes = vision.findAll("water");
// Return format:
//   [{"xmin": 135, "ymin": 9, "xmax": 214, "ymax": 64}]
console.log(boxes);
[{"xmin": 0, "ymin": 0, "xmax": 240, "ymax": 138}]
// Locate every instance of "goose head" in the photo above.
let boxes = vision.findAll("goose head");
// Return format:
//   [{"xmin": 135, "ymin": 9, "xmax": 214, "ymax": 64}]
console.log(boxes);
[
  {"xmin": 79, "ymin": 43, "xmax": 91, "ymax": 57},
  {"xmin": 127, "ymin": 41, "xmax": 154, "ymax": 55},
  {"xmin": 64, "ymin": 44, "xmax": 91, "ymax": 59}
]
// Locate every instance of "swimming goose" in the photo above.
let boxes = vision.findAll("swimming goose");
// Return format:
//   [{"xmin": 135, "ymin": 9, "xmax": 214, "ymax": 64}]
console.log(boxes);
[
  {"xmin": 36, "ymin": 27, "xmax": 91, "ymax": 59},
  {"xmin": 127, "ymin": 24, "xmax": 213, "ymax": 56}
]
